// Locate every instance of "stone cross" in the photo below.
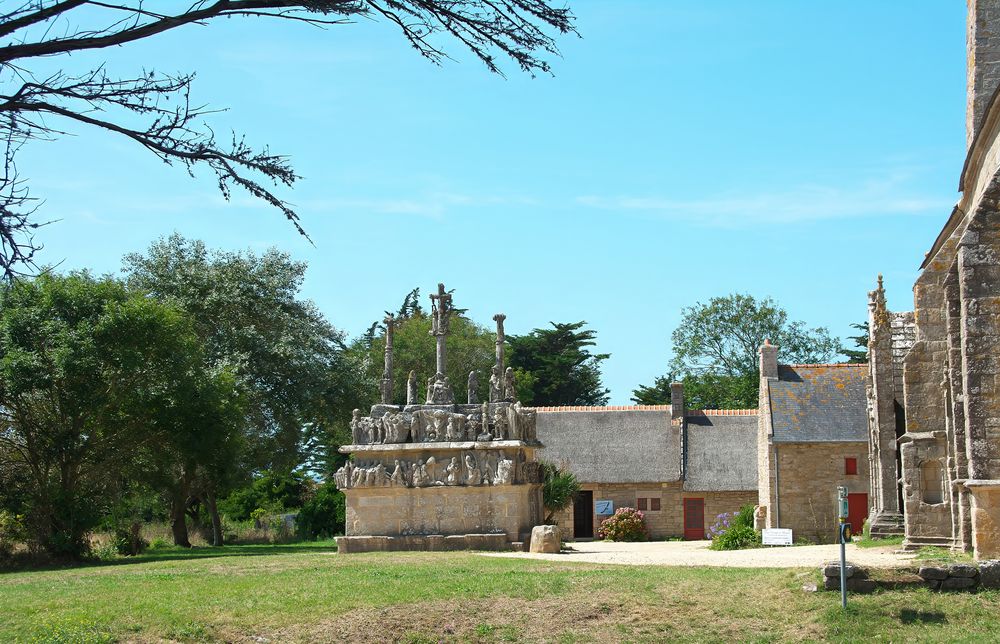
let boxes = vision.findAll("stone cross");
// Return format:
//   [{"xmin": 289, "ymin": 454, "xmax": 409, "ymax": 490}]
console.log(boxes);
[
  {"xmin": 381, "ymin": 313, "xmax": 395, "ymax": 404},
  {"xmin": 493, "ymin": 313, "xmax": 506, "ymax": 373},
  {"xmin": 429, "ymin": 283, "xmax": 453, "ymax": 375}
]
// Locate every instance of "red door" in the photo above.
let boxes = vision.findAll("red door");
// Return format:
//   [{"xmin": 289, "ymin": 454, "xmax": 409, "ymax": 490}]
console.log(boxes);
[
  {"xmin": 683, "ymin": 498, "xmax": 705, "ymax": 540},
  {"xmin": 847, "ymin": 493, "xmax": 868, "ymax": 536}
]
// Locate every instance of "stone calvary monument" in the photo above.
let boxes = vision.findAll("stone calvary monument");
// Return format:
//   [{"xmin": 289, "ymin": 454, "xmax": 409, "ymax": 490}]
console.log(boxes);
[{"xmin": 334, "ymin": 284, "xmax": 545, "ymax": 553}]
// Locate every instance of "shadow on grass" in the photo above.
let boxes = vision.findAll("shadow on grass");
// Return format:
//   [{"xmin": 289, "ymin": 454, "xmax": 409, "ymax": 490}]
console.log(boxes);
[
  {"xmin": 900, "ymin": 609, "xmax": 947, "ymax": 624},
  {"xmin": 0, "ymin": 540, "xmax": 339, "ymax": 575}
]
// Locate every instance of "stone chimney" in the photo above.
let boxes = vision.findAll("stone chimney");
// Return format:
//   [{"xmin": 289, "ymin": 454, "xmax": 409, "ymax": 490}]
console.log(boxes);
[
  {"xmin": 759, "ymin": 339, "xmax": 779, "ymax": 380},
  {"xmin": 967, "ymin": 0, "xmax": 1000, "ymax": 147},
  {"xmin": 670, "ymin": 382, "xmax": 684, "ymax": 421}
]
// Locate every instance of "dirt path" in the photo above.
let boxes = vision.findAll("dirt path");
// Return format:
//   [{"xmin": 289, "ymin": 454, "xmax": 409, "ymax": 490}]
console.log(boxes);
[{"xmin": 482, "ymin": 539, "xmax": 916, "ymax": 568}]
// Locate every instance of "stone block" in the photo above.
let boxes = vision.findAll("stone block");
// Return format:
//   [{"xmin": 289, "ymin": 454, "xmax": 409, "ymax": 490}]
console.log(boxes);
[
  {"xmin": 978, "ymin": 560, "xmax": 1000, "ymax": 588},
  {"xmin": 941, "ymin": 576, "xmax": 978, "ymax": 590},
  {"xmin": 846, "ymin": 578, "xmax": 876, "ymax": 594},
  {"xmin": 918, "ymin": 566, "xmax": 950, "ymax": 581},
  {"xmin": 948, "ymin": 563, "xmax": 980, "ymax": 578},
  {"xmin": 823, "ymin": 562, "xmax": 865, "ymax": 579},
  {"xmin": 529, "ymin": 525, "xmax": 561, "ymax": 553}
]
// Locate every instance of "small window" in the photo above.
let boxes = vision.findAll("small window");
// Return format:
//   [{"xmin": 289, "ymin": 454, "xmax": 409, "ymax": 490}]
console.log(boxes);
[
  {"xmin": 637, "ymin": 498, "xmax": 648, "ymax": 511},
  {"xmin": 845, "ymin": 458, "xmax": 858, "ymax": 475},
  {"xmin": 650, "ymin": 498, "xmax": 661, "ymax": 512}
]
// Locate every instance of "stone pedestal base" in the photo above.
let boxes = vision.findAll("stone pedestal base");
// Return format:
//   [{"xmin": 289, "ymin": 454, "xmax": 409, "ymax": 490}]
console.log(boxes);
[
  {"xmin": 336, "ymin": 533, "xmax": 509, "ymax": 554},
  {"xmin": 868, "ymin": 510, "xmax": 905, "ymax": 539},
  {"xmin": 966, "ymin": 480, "xmax": 1000, "ymax": 559},
  {"xmin": 345, "ymin": 483, "xmax": 543, "ymax": 542}
]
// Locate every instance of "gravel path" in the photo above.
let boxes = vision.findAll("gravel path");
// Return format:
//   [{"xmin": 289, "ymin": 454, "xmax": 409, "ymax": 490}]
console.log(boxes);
[{"xmin": 482, "ymin": 540, "xmax": 916, "ymax": 569}]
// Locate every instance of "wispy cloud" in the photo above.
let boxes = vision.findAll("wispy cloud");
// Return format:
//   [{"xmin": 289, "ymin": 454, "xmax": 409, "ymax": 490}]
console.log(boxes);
[
  {"xmin": 298, "ymin": 192, "xmax": 538, "ymax": 219},
  {"xmin": 576, "ymin": 174, "xmax": 955, "ymax": 227}
]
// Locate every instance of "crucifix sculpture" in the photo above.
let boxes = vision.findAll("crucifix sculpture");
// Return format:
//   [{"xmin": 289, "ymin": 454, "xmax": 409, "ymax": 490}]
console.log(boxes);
[
  {"xmin": 429, "ymin": 283, "xmax": 453, "ymax": 375},
  {"xmin": 493, "ymin": 313, "xmax": 506, "ymax": 372}
]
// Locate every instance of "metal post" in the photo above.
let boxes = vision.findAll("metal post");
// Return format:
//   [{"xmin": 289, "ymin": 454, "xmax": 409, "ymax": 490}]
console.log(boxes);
[{"xmin": 837, "ymin": 485, "xmax": 849, "ymax": 609}]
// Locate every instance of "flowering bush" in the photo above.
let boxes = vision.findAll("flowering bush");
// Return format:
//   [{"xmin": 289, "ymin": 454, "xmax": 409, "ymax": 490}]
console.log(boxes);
[
  {"xmin": 597, "ymin": 507, "xmax": 649, "ymax": 541},
  {"xmin": 708, "ymin": 505, "xmax": 761, "ymax": 550}
]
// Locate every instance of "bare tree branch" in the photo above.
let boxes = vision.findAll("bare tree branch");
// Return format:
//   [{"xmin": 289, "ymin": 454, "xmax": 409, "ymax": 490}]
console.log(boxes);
[{"xmin": 0, "ymin": 1, "xmax": 577, "ymax": 280}]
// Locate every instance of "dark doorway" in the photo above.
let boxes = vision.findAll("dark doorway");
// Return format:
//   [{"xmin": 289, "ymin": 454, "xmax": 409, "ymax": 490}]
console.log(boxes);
[
  {"xmin": 683, "ymin": 498, "xmax": 705, "ymax": 540},
  {"xmin": 573, "ymin": 490, "xmax": 594, "ymax": 539},
  {"xmin": 894, "ymin": 400, "xmax": 906, "ymax": 513}
]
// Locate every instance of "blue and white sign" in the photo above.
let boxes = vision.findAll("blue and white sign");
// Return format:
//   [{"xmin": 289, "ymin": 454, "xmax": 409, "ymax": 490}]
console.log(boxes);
[{"xmin": 595, "ymin": 500, "xmax": 614, "ymax": 516}]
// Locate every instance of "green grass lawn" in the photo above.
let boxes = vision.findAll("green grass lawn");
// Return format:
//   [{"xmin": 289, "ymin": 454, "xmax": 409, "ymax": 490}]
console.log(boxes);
[{"xmin": 1, "ymin": 542, "xmax": 999, "ymax": 643}]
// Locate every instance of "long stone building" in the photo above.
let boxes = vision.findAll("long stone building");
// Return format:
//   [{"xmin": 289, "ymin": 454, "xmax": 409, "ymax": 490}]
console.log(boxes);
[
  {"xmin": 863, "ymin": 0, "xmax": 1000, "ymax": 560},
  {"xmin": 536, "ymin": 343, "xmax": 870, "ymax": 543}
]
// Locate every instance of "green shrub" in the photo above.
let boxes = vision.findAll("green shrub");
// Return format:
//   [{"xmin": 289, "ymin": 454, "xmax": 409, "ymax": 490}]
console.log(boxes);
[
  {"xmin": 0, "ymin": 510, "xmax": 25, "ymax": 558},
  {"xmin": 297, "ymin": 482, "xmax": 345, "ymax": 540},
  {"xmin": 862, "ymin": 518, "xmax": 871, "ymax": 540},
  {"xmin": 597, "ymin": 507, "xmax": 649, "ymax": 541},
  {"xmin": 708, "ymin": 504, "xmax": 762, "ymax": 550},
  {"xmin": 540, "ymin": 462, "xmax": 580, "ymax": 524}
]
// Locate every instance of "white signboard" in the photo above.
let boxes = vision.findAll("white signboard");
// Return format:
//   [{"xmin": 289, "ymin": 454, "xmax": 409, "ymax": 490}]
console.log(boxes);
[
  {"xmin": 762, "ymin": 528, "xmax": 793, "ymax": 546},
  {"xmin": 595, "ymin": 500, "xmax": 614, "ymax": 516}
]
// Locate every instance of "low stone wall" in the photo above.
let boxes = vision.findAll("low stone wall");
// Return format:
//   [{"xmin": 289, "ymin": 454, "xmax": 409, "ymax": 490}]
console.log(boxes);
[
  {"xmin": 822, "ymin": 562, "xmax": 875, "ymax": 593},
  {"xmin": 822, "ymin": 560, "xmax": 1000, "ymax": 592},
  {"xmin": 336, "ymin": 533, "xmax": 510, "ymax": 554}
]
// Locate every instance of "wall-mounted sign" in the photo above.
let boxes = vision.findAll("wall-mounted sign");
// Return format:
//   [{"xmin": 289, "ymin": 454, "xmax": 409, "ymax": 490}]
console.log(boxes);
[
  {"xmin": 762, "ymin": 528, "xmax": 793, "ymax": 546},
  {"xmin": 595, "ymin": 500, "xmax": 614, "ymax": 516}
]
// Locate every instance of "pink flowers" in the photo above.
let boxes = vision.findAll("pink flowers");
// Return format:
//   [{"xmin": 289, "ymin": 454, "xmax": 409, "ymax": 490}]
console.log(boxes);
[{"xmin": 597, "ymin": 507, "xmax": 649, "ymax": 541}]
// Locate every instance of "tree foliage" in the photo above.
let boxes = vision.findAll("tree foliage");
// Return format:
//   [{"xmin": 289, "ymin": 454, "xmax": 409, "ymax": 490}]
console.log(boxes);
[
  {"xmin": 839, "ymin": 321, "xmax": 869, "ymax": 363},
  {"xmin": 0, "ymin": 271, "xmax": 233, "ymax": 556},
  {"xmin": 508, "ymin": 321, "xmax": 610, "ymax": 406},
  {"xmin": 633, "ymin": 294, "xmax": 842, "ymax": 409},
  {"xmin": 0, "ymin": 1, "xmax": 576, "ymax": 280}
]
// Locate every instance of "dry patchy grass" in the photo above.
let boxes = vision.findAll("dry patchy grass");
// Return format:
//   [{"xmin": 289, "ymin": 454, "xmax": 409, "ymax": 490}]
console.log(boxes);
[{"xmin": 1, "ymin": 544, "xmax": 998, "ymax": 643}]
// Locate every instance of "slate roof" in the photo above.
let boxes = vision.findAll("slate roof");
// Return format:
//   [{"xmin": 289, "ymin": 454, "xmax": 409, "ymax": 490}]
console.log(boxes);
[
  {"xmin": 768, "ymin": 364, "xmax": 868, "ymax": 443},
  {"xmin": 683, "ymin": 413, "xmax": 758, "ymax": 492},
  {"xmin": 535, "ymin": 408, "xmax": 681, "ymax": 483}
]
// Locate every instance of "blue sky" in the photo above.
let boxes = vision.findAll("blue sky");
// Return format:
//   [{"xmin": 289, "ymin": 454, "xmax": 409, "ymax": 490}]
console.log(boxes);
[{"xmin": 20, "ymin": 1, "xmax": 966, "ymax": 402}]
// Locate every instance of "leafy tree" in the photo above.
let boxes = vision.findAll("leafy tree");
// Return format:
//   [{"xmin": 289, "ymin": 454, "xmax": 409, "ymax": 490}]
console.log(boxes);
[
  {"xmin": 839, "ymin": 322, "xmax": 869, "ymax": 363},
  {"xmin": 296, "ymin": 481, "xmax": 346, "ymax": 540},
  {"xmin": 633, "ymin": 294, "xmax": 841, "ymax": 409},
  {"xmin": 219, "ymin": 470, "xmax": 310, "ymax": 522},
  {"xmin": 122, "ymin": 234, "xmax": 352, "ymax": 545},
  {"xmin": 0, "ymin": 272, "xmax": 230, "ymax": 557},
  {"xmin": 0, "ymin": 1, "xmax": 576, "ymax": 280},
  {"xmin": 540, "ymin": 462, "xmax": 580, "ymax": 524},
  {"xmin": 508, "ymin": 321, "xmax": 610, "ymax": 406}
]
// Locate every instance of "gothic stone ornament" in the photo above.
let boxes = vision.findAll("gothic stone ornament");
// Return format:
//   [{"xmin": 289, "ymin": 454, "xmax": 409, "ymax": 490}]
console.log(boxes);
[{"xmin": 334, "ymin": 284, "xmax": 544, "ymax": 552}]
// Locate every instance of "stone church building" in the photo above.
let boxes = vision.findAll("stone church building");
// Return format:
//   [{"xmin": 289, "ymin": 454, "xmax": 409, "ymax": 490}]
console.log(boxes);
[{"xmin": 862, "ymin": 0, "xmax": 1000, "ymax": 561}]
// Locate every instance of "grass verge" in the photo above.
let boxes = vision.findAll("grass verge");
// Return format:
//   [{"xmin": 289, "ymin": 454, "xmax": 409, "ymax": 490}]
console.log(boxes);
[{"xmin": 1, "ymin": 543, "xmax": 998, "ymax": 642}]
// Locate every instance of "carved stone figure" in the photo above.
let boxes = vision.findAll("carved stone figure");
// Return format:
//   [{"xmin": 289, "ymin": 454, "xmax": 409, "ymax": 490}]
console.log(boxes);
[
  {"xmin": 426, "ymin": 376, "xmax": 434, "ymax": 404},
  {"xmin": 446, "ymin": 457, "xmax": 461, "ymax": 485},
  {"xmin": 477, "ymin": 402, "xmax": 492, "ymax": 440},
  {"xmin": 496, "ymin": 459, "xmax": 513, "ymax": 485},
  {"xmin": 446, "ymin": 415, "xmax": 464, "ymax": 442},
  {"xmin": 468, "ymin": 370, "xmax": 479, "ymax": 404},
  {"xmin": 503, "ymin": 367, "xmax": 516, "ymax": 402},
  {"xmin": 350, "ymin": 409, "xmax": 362, "ymax": 444},
  {"xmin": 391, "ymin": 460, "xmax": 407, "ymax": 487},
  {"xmin": 493, "ymin": 407, "xmax": 509, "ymax": 441},
  {"xmin": 413, "ymin": 460, "xmax": 431, "ymax": 487},
  {"xmin": 409, "ymin": 413, "xmax": 423, "ymax": 443},
  {"xmin": 406, "ymin": 370, "xmax": 417, "ymax": 405},
  {"xmin": 489, "ymin": 365, "xmax": 502, "ymax": 402},
  {"xmin": 383, "ymin": 412, "xmax": 410, "ymax": 443},
  {"xmin": 464, "ymin": 454, "xmax": 481, "ymax": 486},
  {"xmin": 466, "ymin": 417, "xmax": 481, "ymax": 441}
]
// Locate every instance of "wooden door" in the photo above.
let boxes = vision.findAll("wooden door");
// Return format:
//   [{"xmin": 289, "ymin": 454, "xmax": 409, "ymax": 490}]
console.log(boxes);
[
  {"xmin": 683, "ymin": 498, "xmax": 705, "ymax": 540},
  {"xmin": 847, "ymin": 493, "xmax": 868, "ymax": 536},
  {"xmin": 574, "ymin": 490, "xmax": 594, "ymax": 539}
]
